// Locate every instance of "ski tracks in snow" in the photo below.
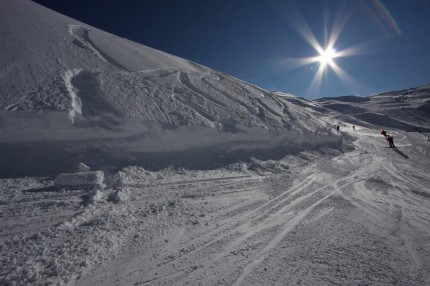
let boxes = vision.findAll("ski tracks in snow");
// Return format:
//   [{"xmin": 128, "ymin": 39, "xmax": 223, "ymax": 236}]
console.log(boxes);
[
  {"xmin": 61, "ymin": 128, "xmax": 430, "ymax": 285},
  {"xmin": 99, "ymin": 159, "xmax": 381, "ymax": 284},
  {"xmin": 132, "ymin": 129, "xmax": 428, "ymax": 285}
]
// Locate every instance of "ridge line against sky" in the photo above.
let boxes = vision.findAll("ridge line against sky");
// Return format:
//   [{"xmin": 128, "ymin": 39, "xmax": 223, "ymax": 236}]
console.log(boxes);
[{"xmin": 32, "ymin": 0, "xmax": 430, "ymax": 99}]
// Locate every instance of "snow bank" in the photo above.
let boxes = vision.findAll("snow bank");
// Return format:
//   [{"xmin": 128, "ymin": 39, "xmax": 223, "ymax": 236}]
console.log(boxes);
[{"xmin": 0, "ymin": 118, "xmax": 342, "ymax": 177}]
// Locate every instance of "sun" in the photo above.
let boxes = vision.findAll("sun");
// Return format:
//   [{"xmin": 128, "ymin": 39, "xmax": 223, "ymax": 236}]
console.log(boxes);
[
  {"xmin": 278, "ymin": 5, "xmax": 369, "ymax": 97},
  {"xmin": 318, "ymin": 48, "xmax": 337, "ymax": 67}
]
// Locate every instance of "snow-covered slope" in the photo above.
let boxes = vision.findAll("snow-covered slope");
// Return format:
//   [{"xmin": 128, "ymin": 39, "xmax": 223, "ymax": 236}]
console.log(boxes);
[
  {"xmin": 316, "ymin": 84, "xmax": 430, "ymax": 132},
  {"xmin": 0, "ymin": 0, "xmax": 339, "ymax": 176}
]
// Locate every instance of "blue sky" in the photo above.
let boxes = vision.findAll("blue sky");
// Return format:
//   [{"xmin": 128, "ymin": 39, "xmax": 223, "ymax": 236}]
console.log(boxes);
[{"xmin": 34, "ymin": 0, "xmax": 430, "ymax": 99}]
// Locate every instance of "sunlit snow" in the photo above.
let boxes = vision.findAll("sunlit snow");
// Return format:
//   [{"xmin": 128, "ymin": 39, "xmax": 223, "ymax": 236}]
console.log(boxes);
[{"xmin": 1, "ymin": 1, "xmax": 430, "ymax": 285}]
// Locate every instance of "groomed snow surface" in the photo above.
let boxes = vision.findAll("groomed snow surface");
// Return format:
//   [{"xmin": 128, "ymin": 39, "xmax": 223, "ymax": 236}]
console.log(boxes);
[{"xmin": 2, "ymin": 124, "xmax": 430, "ymax": 286}]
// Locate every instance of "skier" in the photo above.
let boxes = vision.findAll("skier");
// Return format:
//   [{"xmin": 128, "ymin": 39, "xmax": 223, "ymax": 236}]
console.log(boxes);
[
  {"xmin": 381, "ymin": 129, "xmax": 388, "ymax": 137},
  {"xmin": 336, "ymin": 125, "xmax": 340, "ymax": 132},
  {"xmin": 386, "ymin": 135, "xmax": 395, "ymax": 148},
  {"xmin": 352, "ymin": 125, "xmax": 356, "ymax": 130}
]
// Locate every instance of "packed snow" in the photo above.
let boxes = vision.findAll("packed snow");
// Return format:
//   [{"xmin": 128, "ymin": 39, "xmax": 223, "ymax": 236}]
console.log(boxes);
[{"xmin": 1, "ymin": 0, "xmax": 430, "ymax": 285}]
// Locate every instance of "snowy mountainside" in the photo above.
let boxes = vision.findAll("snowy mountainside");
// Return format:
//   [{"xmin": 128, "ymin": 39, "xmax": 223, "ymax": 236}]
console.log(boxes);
[
  {"xmin": 316, "ymin": 84, "xmax": 430, "ymax": 132},
  {"xmin": 0, "ymin": 0, "xmax": 339, "ymax": 176}
]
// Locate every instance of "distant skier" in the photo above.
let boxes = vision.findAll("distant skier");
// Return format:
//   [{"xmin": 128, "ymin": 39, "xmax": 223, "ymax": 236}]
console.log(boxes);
[
  {"xmin": 381, "ymin": 130, "xmax": 388, "ymax": 137},
  {"xmin": 386, "ymin": 135, "xmax": 395, "ymax": 148},
  {"xmin": 336, "ymin": 125, "xmax": 340, "ymax": 132},
  {"xmin": 352, "ymin": 125, "xmax": 356, "ymax": 130}
]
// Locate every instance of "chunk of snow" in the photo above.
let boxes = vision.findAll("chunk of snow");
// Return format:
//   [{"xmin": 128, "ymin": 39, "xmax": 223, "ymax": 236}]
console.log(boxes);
[
  {"xmin": 54, "ymin": 171, "xmax": 105, "ymax": 190},
  {"xmin": 78, "ymin": 163, "xmax": 91, "ymax": 172}
]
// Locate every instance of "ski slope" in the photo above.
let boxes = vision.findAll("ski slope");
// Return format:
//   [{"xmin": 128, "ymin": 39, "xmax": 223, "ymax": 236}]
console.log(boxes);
[
  {"xmin": 75, "ymin": 126, "xmax": 430, "ymax": 286},
  {"xmin": 1, "ymin": 0, "xmax": 430, "ymax": 285},
  {"xmin": 2, "ymin": 121, "xmax": 430, "ymax": 285},
  {"xmin": 316, "ymin": 84, "xmax": 430, "ymax": 133}
]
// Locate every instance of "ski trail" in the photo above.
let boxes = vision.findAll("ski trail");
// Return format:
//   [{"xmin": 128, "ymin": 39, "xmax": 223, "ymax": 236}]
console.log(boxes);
[
  {"xmin": 79, "ymin": 126, "xmax": 430, "ymax": 286},
  {"xmin": 229, "ymin": 129, "xmax": 426, "ymax": 285},
  {"xmin": 174, "ymin": 175, "xmax": 318, "ymax": 251},
  {"xmin": 207, "ymin": 175, "xmax": 369, "ymax": 285},
  {"xmin": 144, "ymin": 168, "xmax": 370, "ymax": 285},
  {"xmin": 136, "ymin": 175, "xmax": 321, "ymax": 283},
  {"xmin": 232, "ymin": 188, "xmax": 340, "ymax": 286}
]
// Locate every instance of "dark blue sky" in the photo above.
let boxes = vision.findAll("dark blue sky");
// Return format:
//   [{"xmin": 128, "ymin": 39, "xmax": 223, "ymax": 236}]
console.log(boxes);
[{"xmin": 34, "ymin": 0, "xmax": 430, "ymax": 99}]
